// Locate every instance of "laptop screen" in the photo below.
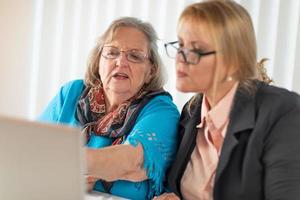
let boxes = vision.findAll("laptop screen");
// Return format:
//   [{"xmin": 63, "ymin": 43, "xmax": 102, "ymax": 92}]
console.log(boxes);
[{"xmin": 0, "ymin": 116, "xmax": 85, "ymax": 200}]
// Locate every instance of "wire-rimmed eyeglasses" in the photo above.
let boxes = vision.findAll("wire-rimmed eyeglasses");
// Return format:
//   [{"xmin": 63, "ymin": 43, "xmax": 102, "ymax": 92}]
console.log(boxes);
[
  {"xmin": 101, "ymin": 46, "xmax": 149, "ymax": 63},
  {"xmin": 164, "ymin": 41, "xmax": 216, "ymax": 65}
]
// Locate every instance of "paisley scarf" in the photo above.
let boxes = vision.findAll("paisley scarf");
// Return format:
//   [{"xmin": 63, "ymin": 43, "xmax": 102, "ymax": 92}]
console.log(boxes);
[{"xmin": 76, "ymin": 82, "xmax": 167, "ymax": 145}]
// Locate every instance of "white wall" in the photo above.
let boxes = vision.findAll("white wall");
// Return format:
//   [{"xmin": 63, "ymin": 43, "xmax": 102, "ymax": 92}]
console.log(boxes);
[
  {"xmin": 0, "ymin": 0, "xmax": 33, "ymax": 118},
  {"xmin": 1, "ymin": 0, "xmax": 300, "ymax": 119}
]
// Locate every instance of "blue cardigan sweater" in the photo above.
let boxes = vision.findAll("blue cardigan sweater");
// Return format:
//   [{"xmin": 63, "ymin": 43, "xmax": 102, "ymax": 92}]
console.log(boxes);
[{"xmin": 39, "ymin": 80, "xmax": 179, "ymax": 199}]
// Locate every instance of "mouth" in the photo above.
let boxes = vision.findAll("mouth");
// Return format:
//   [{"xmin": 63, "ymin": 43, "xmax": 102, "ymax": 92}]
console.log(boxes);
[
  {"xmin": 176, "ymin": 70, "xmax": 187, "ymax": 78},
  {"xmin": 112, "ymin": 72, "xmax": 129, "ymax": 80}
]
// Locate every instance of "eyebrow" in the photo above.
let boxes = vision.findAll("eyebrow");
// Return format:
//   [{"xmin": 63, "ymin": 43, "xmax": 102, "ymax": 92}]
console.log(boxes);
[
  {"xmin": 104, "ymin": 43, "xmax": 147, "ymax": 52},
  {"xmin": 178, "ymin": 37, "xmax": 211, "ymax": 49}
]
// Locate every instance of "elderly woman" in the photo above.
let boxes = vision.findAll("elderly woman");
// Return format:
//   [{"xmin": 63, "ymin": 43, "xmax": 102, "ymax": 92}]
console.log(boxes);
[
  {"xmin": 156, "ymin": 0, "xmax": 300, "ymax": 200},
  {"xmin": 39, "ymin": 17, "xmax": 179, "ymax": 199}
]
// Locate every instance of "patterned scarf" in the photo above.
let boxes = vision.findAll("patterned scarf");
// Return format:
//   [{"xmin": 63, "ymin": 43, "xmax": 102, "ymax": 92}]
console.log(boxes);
[{"xmin": 76, "ymin": 82, "xmax": 158, "ymax": 145}]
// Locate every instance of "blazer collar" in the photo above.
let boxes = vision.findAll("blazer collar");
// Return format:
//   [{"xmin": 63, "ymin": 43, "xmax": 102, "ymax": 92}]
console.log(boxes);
[{"xmin": 215, "ymin": 85, "xmax": 256, "ymax": 183}]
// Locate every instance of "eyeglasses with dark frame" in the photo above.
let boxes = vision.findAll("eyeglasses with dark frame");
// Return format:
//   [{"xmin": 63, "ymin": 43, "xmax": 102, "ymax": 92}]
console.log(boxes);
[
  {"xmin": 164, "ymin": 41, "xmax": 216, "ymax": 65},
  {"xmin": 101, "ymin": 46, "xmax": 149, "ymax": 63}
]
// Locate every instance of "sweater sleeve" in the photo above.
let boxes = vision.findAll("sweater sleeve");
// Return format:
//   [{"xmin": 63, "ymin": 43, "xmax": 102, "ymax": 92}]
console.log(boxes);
[{"xmin": 125, "ymin": 95, "xmax": 180, "ymax": 198}]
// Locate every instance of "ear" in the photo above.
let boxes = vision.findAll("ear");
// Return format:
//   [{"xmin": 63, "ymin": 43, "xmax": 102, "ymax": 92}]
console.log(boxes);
[
  {"xmin": 150, "ymin": 64, "xmax": 156, "ymax": 76},
  {"xmin": 145, "ymin": 64, "xmax": 155, "ymax": 84}
]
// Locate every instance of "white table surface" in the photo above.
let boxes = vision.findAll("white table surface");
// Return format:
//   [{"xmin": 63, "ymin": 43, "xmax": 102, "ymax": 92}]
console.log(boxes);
[{"xmin": 85, "ymin": 191, "xmax": 128, "ymax": 200}]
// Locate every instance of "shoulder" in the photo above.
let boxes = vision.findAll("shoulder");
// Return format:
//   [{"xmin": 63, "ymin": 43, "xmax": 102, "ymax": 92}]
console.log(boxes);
[
  {"xmin": 37, "ymin": 79, "xmax": 85, "ymax": 123},
  {"xmin": 246, "ymin": 82, "xmax": 300, "ymax": 139},
  {"xmin": 180, "ymin": 94, "xmax": 203, "ymax": 124},
  {"xmin": 134, "ymin": 94, "xmax": 180, "ymax": 128},
  {"xmin": 60, "ymin": 79, "xmax": 85, "ymax": 93},
  {"xmin": 141, "ymin": 94, "xmax": 179, "ymax": 114},
  {"xmin": 59, "ymin": 79, "xmax": 85, "ymax": 99},
  {"xmin": 255, "ymin": 82, "xmax": 300, "ymax": 113}
]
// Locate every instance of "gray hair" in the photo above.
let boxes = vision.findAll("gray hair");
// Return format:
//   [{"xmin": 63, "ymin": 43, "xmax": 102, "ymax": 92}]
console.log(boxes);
[{"xmin": 84, "ymin": 17, "xmax": 165, "ymax": 92}]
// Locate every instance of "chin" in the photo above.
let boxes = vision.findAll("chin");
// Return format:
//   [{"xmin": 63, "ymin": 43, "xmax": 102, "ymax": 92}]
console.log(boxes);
[
  {"xmin": 176, "ymin": 79, "xmax": 192, "ymax": 92},
  {"xmin": 176, "ymin": 84, "xmax": 190, "ymax": 93},
  {"xmin": 108, "ymin": 86, "xmax": 128, "ymax": 94}
]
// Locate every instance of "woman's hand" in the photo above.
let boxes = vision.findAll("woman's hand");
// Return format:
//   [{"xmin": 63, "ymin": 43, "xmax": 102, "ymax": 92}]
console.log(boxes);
[
  {"xmin": 153, "ymin": 193, "xmax": 180, "ymax": 200},
  {"xmin": 86, "ymin": 175, "xmax": 98, "ymax": 192}
]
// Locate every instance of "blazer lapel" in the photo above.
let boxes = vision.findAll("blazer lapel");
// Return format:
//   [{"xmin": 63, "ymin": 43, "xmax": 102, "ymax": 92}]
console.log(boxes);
[
  {"xmin": 168, "ymin": 96, "xmax": 202, "ymax": 196},
  {"xmin": 215, "ymin": 87, "xmax": 256, "ymax": 183}
]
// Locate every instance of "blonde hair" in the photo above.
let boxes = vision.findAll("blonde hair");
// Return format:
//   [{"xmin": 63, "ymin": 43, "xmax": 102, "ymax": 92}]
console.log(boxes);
[
  {"xmin": 179, "ymin": 0, "xmax": 271, "ymax": 110},
  {"xmin": 84, "ymin": 17, "xmax": 164, "ymax": 91}
]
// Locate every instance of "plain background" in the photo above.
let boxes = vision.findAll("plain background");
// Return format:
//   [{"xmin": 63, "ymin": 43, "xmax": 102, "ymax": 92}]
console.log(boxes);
[{"xmin": 1, "ymin": 0, "xmax": 300, "ymax": 119}]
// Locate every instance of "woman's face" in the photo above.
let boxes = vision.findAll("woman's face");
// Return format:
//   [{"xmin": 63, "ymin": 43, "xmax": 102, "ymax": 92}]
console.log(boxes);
[
  {"xmin": 99, "ymin": 27, "xmax": 153, "ymax": 99},
  {"xmin": 176, "ymin": 20, "xmax": 219, "ymax": 94}
]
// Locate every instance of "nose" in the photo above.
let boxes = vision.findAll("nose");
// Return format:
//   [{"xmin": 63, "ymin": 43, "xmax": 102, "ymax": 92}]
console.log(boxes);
[
  {"xmin": 176, "ymin": 51, "xmax": 187, "ymax": 64},
  {"xmin": 115, "ymin": 51, "xmax": 129, "ymax": 67}
]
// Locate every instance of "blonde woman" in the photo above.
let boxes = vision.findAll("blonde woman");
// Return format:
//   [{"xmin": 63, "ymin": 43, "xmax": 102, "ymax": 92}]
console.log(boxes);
[{"xmin": 156, "ymin": 0, "xmax": 300, "ymax": 199}]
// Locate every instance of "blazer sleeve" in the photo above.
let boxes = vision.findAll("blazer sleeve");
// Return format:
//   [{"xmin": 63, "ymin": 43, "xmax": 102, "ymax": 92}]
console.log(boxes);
[{"xmin": 263, "ymin": 100, "xmax": 300, "ymax": 199}]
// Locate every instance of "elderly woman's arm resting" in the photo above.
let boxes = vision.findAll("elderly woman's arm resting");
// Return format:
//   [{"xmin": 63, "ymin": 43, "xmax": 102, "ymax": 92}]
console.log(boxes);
[
  {"xmin": 86, "ymin": 143, "xmax": 147, "ymax": 182},
  {"xmin": 85, "ymin": 95, "xmax": 179, "ymax": 197}
]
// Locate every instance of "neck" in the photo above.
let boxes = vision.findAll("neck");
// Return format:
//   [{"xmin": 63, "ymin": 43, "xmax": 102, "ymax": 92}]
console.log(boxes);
[
  {"xmin": 205, "ymin": 80, "xmax": 237, "ymax": 108},
  {"xmin": 104, "ymin": 91, "xmax": 132, "ymax": 112}
]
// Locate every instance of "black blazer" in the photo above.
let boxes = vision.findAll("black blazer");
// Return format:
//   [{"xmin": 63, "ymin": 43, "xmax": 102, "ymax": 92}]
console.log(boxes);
[{"xmin": 168, "ymin": 81, "xmax": 300, "ymax": 200}]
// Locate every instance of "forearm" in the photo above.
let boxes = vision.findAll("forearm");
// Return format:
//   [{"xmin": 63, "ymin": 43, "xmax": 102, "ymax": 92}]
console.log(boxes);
[{"xmin": 86, "ymin": 143, "xmax": 147, "ymax": 182}]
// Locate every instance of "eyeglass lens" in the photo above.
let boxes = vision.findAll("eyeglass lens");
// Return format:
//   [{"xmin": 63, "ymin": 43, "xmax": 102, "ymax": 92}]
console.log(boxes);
[{"xmin": 101, "ymin": 46, "xmax": 147, "ymax": 63}]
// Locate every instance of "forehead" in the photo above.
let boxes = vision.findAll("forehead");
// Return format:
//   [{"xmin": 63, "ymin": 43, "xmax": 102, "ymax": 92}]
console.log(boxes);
[
  {"xmin": 177, "ymin": 19, "xmax": 213, "ymax": 48},
  {"xmin": 105, "ymin": 27, "xmax": 149, "ymax": 51}
]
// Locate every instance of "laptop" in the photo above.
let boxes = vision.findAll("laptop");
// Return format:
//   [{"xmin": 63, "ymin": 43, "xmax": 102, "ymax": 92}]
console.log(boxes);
[{"xmin": 0, "ymin": 116, "xmax": 86, "ymax": 200}]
